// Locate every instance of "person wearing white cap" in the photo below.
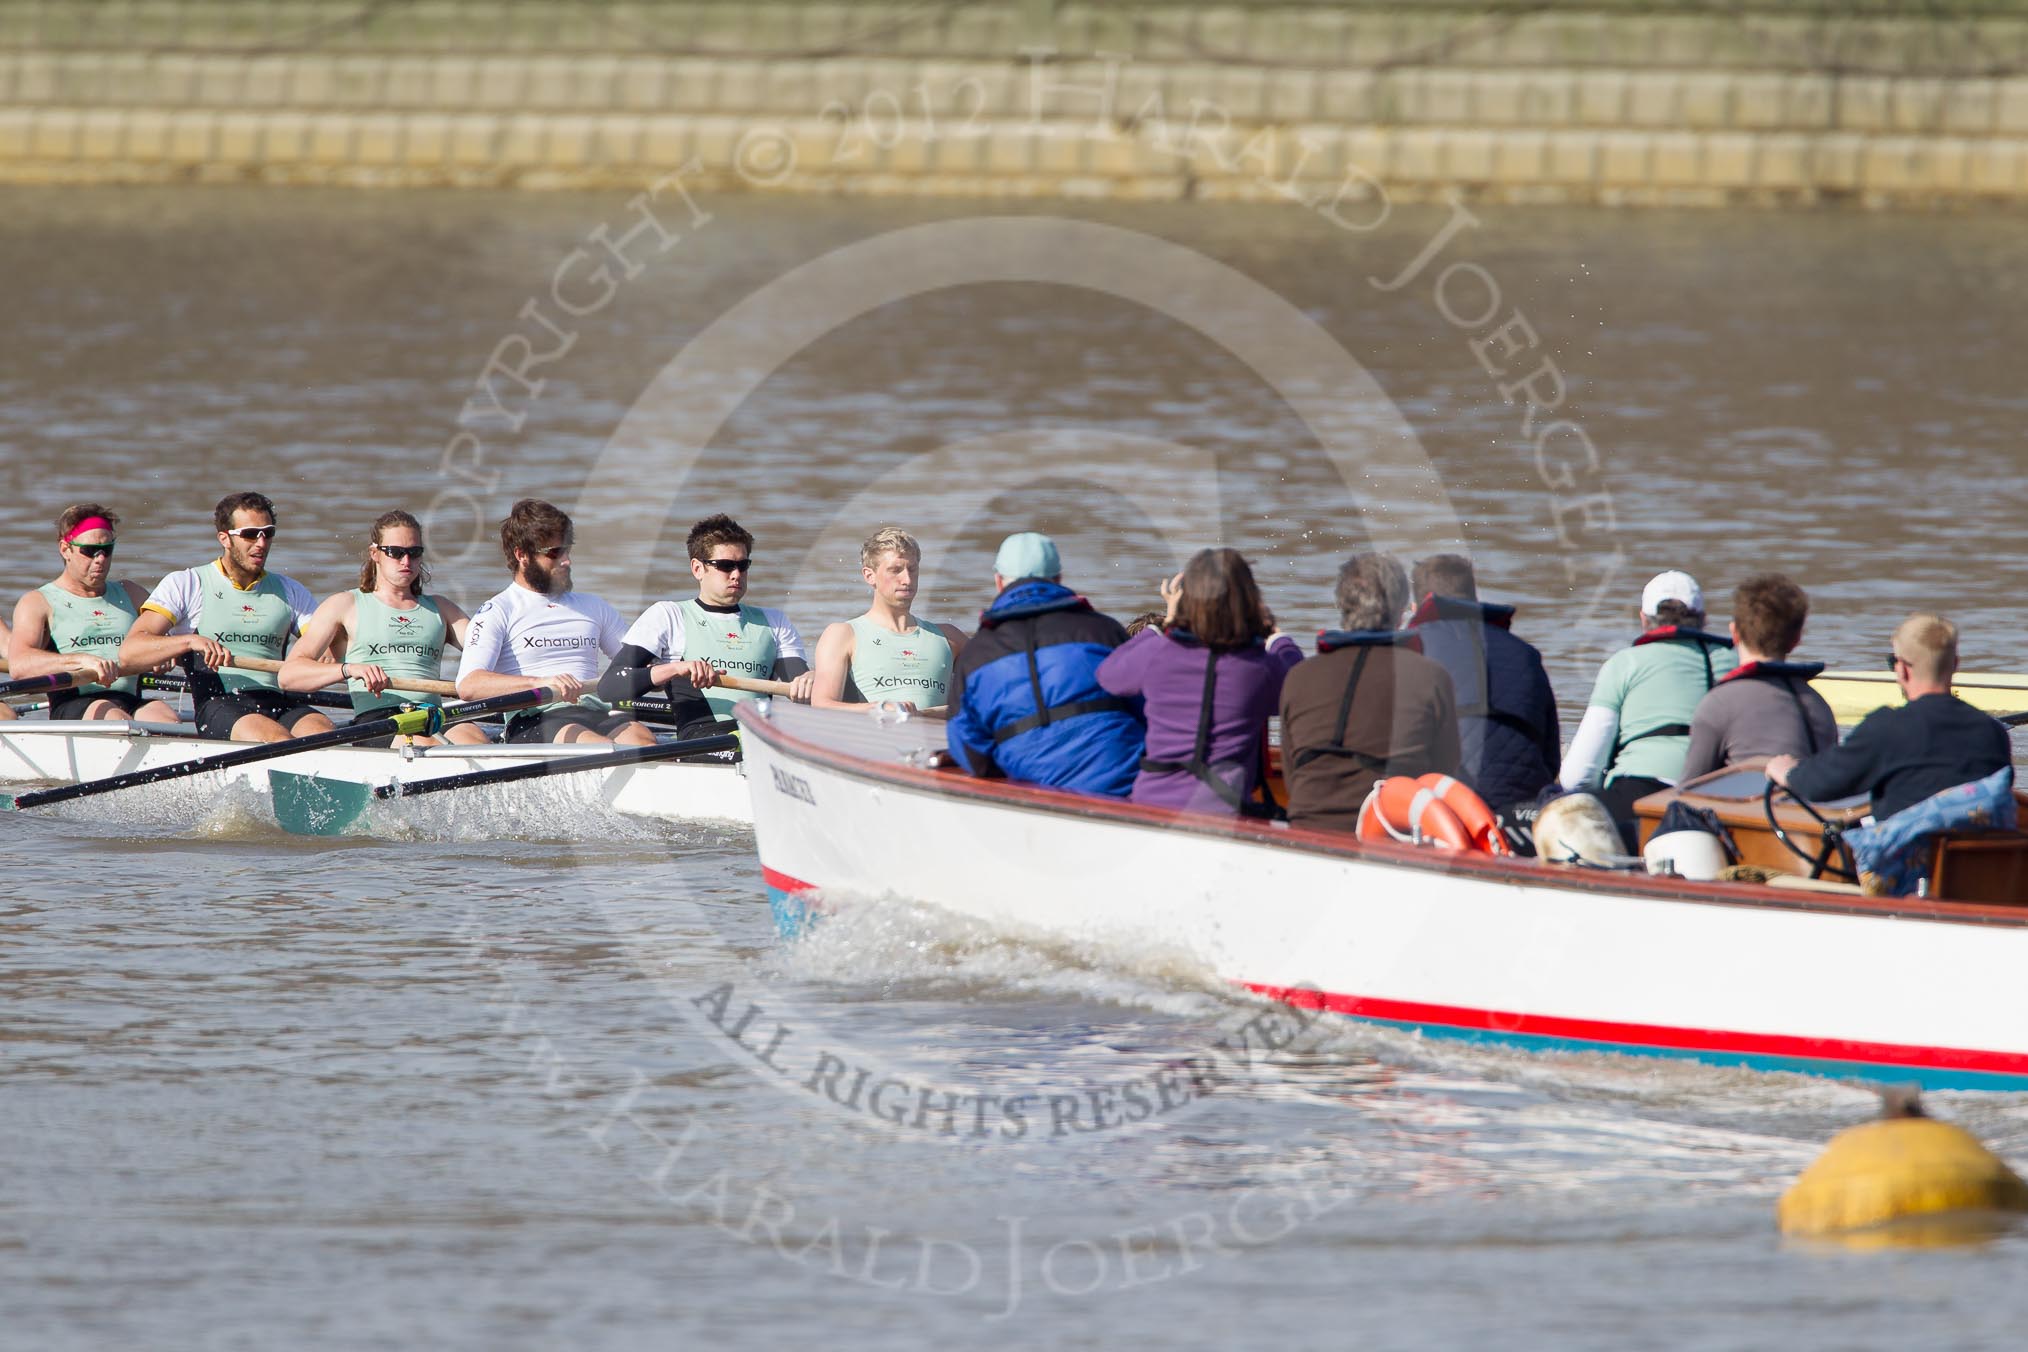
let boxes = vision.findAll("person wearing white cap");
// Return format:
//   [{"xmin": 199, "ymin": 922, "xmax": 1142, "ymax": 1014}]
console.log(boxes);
[
  {"xmin": 1556, "ymin": 568, "xmax": 1736, "ymax": 844},
  {"xmin": 810, "ymin": 526, "xmax": 967, "ymax": 712}
]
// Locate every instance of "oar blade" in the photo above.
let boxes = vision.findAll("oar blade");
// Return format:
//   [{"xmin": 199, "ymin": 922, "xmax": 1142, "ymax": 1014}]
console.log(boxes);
[{"xmin": 268, "ymin": 770, "xmax": 375, "ymax": 837}]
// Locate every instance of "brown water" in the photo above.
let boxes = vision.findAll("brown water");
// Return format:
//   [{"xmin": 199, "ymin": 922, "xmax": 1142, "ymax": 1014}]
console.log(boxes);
[{"xmin": 4, "ymin": 185, "xmax": 2028, "ymax": 1349}]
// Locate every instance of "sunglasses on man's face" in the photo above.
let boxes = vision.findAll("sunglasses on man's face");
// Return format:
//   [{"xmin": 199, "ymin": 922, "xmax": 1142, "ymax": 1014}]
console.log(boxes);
[
  {"xmin": 375, "ymin": 544, "xmax": 425, "ymax": 562},
  {"xmin": 1885, "ymin": 652, "xmax": 1904, "ymax": 672},
  {"xmin": 706, "ymin": 558, "xmax": 753, "ymax": 575},
  {"xmin": 224, "ymin": 526, "xmax": 277, "ymax": 541},
  {"xmin": 69, "ymin": 541, "xmax": 115, "ymax": 558},
  {"xmin": 533, "ymin": 545, "xmax": 570, "ymax": 560}
]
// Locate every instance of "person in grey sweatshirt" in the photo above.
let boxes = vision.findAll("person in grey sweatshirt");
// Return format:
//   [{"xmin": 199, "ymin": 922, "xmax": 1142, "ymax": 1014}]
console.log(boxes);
[{"xmin": 1679, "ymin": 573, "xmax": 1838, "ymax": 783}]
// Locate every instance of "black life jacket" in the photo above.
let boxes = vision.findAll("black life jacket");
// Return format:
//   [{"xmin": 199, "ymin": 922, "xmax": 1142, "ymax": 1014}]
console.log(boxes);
[
  {"xmin": 978, "ymin": 588, "xmax": 1138, "ymax": 745},
  {"xmin": 1137, "ymin": 632, "xmax": 1285, "ymax": 820},
  {"xmin": 1717, "ymin": 658, "xmax": 1828, "ymax": 755},
  {"xmin": 1610, "ymin": 626, "xmax": 1736, "ymax": 763},
  {"xmin": 1287, "ymin": 630, "xmax": 1414, "ymax": 776},
  {"xmin": 989, "ymin": 620, "xmax": 1139, "ymax": 745}
]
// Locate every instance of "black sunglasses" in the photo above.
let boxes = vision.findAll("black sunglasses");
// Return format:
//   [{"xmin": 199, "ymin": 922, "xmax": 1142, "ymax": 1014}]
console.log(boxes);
[
  {"xmin": 224, "ymin": 525, "xmax": 277, "ymax": 541},
  {"xmin": 69, "ymin": 541, "xmax": 116, "ymax": 558},
  {"xmin": 706, "ymin": 558, "xmax": 753, "ymax": 574},
  {"xmin": 1885, "ymin": 651, "xmax": 1903, "ymax": 672},
  {"xmin": 375, "ymin": 544, "xmax": 425, "ymax": 561}
]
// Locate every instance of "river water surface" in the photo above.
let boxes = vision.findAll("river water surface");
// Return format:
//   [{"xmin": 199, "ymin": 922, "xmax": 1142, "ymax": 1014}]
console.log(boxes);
[{"xmin": 4, "ymin": 185, "xmax": 2027, "ymax": 1349}]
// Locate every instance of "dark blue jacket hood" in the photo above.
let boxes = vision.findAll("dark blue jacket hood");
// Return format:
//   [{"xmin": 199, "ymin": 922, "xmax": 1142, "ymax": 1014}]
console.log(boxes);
[{"xmin": 980, "ymin": 578, "xmax": 1091, "ymax": 627}]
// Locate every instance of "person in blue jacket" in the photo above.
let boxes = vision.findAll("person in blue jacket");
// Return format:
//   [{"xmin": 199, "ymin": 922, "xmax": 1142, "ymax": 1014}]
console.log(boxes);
[{"xmin": 945, "ymin": 532, "xmax": 1146, "ymax": 797}]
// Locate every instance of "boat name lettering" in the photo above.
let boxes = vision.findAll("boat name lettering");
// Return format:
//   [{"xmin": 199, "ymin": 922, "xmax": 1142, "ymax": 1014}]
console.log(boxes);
[{"xmin": 769, "ymin": 766, "xmax": 816, "ymax": 804}]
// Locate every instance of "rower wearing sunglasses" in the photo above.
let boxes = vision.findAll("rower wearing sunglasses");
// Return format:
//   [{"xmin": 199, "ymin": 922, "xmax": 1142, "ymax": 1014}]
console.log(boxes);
[
  {"xmin": 277, "ymin": 510, "xmax": 487, "ymax": 746},
  {"xmin": 455, "ymin": 498, "xmax": 654, "ymax": 745},
  {"xmin": 120, "ymin": 491, "xmax": 332, "ymax": 743},
  {"xmin": 7, "ymin": 503, "xmax": 180, "ymax": 724},
  {"xmin": 598, "ymin": 514, "xmax": 814, "ymax": 731}
]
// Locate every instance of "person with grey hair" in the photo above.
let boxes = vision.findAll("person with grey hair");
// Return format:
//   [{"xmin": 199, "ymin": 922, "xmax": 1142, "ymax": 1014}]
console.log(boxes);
[{"xmin": 1278, "ymin": 553, "xmax": 1461, "ymax": 835}]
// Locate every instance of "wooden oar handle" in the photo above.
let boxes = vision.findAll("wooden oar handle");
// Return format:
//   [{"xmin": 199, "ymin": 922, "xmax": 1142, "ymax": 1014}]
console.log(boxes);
[
  {"xmin": 14, "ymin": 652, "xmax": 791, "ymax": 700},
  {"xmin": 715, "ymin": 673, "xmax": 794, "ymax": 697},
  {"xmin": 230, "ymin": 653, "xmax": 461, "ymax": 697}
]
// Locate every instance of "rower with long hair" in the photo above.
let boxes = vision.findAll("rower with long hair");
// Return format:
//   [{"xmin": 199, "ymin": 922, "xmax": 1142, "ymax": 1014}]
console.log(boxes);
[
  {"xmin": 278, "ymin": 510, "xmax": 487, "ymax": 746},
  {"xmin": 8, "ymin": 504, "xmax": 180, "ymax": 724}
]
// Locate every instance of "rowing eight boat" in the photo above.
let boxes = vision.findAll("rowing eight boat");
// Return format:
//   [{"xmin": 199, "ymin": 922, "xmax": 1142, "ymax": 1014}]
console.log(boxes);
[{"xmin": 0, "ymin": 720, "xmax": 752, "ymax": 827}]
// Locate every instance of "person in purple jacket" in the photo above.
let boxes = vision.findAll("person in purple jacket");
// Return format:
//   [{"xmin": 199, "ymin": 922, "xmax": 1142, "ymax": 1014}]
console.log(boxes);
[{"xmin": 1096, "ymin": 547, "xmax": 1303, "ymax": 818}]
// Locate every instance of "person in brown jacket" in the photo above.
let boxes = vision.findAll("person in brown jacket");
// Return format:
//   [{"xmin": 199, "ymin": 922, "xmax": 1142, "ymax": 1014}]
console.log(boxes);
[{"xmin": 1280, "ymin": 553, "xmax": 1462, "ymax": 834}]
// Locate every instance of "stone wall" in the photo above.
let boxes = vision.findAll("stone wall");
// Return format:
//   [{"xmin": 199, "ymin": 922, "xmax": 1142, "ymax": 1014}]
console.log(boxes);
[{"xmin": 5, "ymin": 1, "xmax": 2028, "ymax": 205}]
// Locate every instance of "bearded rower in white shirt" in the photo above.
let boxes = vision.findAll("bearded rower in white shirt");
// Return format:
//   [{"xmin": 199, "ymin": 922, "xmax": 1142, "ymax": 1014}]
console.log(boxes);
[
  {"xmin": 456, "ymin": 498, "xmax": 655, "ymax": 746},
  {"xmin": 598, "ymin": 513, "xmax": 814, "ymax": 730},
  {"xmin": 120, "ymin": 491, "xmax": 333, "ymax": 743}
]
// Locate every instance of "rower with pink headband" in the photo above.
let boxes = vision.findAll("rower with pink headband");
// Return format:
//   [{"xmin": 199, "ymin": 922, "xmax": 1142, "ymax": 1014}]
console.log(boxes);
[{"xmin": 6, "ymin": 504, "xmax": 181, "ymax": 725}]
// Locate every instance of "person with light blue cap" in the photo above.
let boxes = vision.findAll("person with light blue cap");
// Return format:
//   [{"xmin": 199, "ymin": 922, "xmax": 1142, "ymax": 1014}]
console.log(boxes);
[
  {"xmin": 992, "ymin": 531, "xmax": 1060, "ymax": 584},
  {"xmin": 945, "ymin": 531, "xmax": 1146, "ymax": 797}
]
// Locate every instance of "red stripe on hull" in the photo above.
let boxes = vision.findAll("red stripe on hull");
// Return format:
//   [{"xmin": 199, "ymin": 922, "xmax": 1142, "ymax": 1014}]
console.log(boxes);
[
  {"xmin": 759, "ymin": 860, "xmax": 2025, "ymax": 1080},
  {"xmin": 1248, "ymin": 982, "xmax": 2028, "ymax": 1078}
]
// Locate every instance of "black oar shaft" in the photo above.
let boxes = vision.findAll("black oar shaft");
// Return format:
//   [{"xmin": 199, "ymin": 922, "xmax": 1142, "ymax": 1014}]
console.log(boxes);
[
  {"xmin": 378, "ymin": 733, "xmax": 739, "ymax": 801},
  {"xmin": 138, "ymin": 675, "xmax": 355, "ymax": 712},
  {"xmin": 6, "ymin": 686, "xmax": 554, "ymax": 810},
  {"xmin": 0, "ymin": 671, "xmax": 76, "ymax": 700}
]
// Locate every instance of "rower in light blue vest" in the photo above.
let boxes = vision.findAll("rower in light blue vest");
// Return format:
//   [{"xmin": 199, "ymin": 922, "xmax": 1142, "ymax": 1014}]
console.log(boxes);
[
  {"xmin": 598, "ymin": 514, "xmax": 816, "ymax": 725},
  {"xmin": 8, "ymin": 503, "xmax": 180, "ymax": 724},
  {"xmin": 278, "ymin": 510, "xmax": 489, "ymax": 747},
  {"xmin": 812, "ymin": 526, "xmax": 968, "ymax": 714}
]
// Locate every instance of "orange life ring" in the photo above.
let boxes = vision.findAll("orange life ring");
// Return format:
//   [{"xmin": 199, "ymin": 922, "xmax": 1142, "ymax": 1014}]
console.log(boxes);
[
  {"xmin": 1356, "ymin": 776, "xmax": 1474, "ymax": 851},
  {"xmin": 1413, "ymin": 773, "xmax": 1513, "ymax": 856}
]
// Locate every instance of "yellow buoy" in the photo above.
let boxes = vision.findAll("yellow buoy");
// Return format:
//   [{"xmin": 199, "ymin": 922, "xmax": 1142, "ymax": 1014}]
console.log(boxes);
[{"xmin": 1779, "ymin": 1103, "xmax": 2028, "ymax": 1237}]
